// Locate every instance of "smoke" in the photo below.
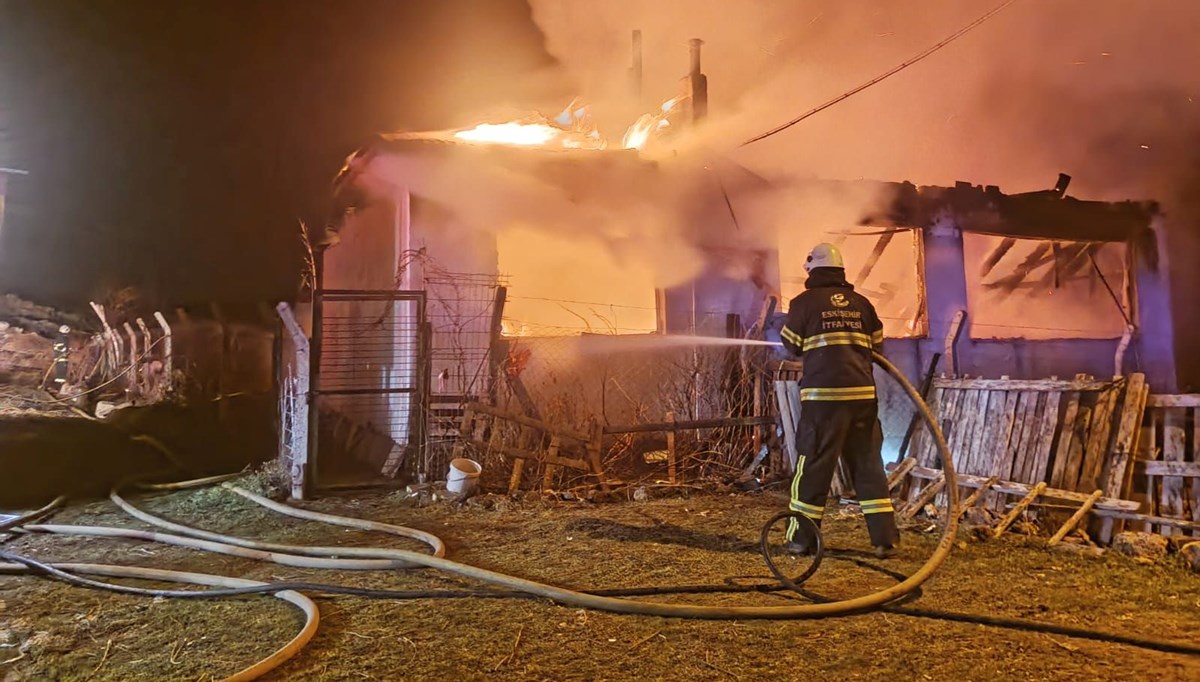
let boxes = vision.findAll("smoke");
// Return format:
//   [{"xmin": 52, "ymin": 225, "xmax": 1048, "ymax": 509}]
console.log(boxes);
[{"xmin": 521, "ymin": 0, "xmax": 1200, "ymax": 379}]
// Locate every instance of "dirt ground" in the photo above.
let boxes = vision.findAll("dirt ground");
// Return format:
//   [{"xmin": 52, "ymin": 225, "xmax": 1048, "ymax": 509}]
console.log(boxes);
[{"xmin": 1, "ymin": 486, "xmax": 1198, "ymax": 682}]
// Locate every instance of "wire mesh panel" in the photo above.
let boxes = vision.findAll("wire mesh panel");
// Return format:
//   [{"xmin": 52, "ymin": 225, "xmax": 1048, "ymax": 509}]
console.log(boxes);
[
  {"xmin": 423, "ymin": 272, "xmax": 506, "ymax": 476},
  {"xmin": 313, "ymin": 290, "xmax": 427, "ymax": 487}
]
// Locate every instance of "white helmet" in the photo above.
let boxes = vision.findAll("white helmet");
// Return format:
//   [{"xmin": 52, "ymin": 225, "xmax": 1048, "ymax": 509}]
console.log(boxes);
[{"xmin": 804, "ymin": 242, "xmax": 844, "ymax": 272}]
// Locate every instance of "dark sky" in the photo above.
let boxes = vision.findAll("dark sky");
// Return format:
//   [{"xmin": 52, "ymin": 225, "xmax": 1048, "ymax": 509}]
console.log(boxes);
[{"xmin": 0, "ymin": 0, "xmax": 556, "ymax": 310}]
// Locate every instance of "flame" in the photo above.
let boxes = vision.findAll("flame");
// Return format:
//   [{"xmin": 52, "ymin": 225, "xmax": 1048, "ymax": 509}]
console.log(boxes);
[
  {"xmin": 622, "ymin": 97, "xmax": 683, "ymax": 150},
  {"xmin": 453, "ymin": 123, "xmax": 580, "ymax": 147},
  {"xmin": 390, "ymin": 95, "xmax": 686, "ymax": 153}
]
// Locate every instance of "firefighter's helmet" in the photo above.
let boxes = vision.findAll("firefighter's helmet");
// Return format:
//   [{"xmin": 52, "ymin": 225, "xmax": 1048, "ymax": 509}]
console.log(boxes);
[{"xmin": 804, "ymin": 242, "xmax": 844, "ymax": 272}]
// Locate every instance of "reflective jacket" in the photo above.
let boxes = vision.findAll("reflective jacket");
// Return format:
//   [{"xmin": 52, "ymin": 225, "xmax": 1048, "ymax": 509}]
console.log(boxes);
[{"xmin": 781, "ymin": 267, "xmax": 884, "ymax": 401}]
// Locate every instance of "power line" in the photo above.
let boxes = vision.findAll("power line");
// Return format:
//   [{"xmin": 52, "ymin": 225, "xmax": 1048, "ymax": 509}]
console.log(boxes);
[{"xmin": 741, "ymin": 0, "xmax": 1019, "ymax": 147}]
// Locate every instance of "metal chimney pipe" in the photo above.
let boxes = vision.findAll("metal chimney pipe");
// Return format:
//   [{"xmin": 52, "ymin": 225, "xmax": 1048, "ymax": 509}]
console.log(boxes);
[
  {"xmin": 630, "ymin": 30, "xmax": 643, "ymax": 99},
  {"xmin": 688, "ymin": 38, "xmax": 708, "ymax": 122}
]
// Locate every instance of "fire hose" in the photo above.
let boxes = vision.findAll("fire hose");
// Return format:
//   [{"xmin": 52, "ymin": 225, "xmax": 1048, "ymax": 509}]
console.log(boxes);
[{"xmin": 3, "ymin": 352, "xmax": 1198, "ymax": 680}]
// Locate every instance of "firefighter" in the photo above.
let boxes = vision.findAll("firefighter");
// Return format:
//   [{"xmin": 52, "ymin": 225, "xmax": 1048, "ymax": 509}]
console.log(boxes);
[{"xmin": 779, "ymin": 243, "xmax": 899, "ymax": 559}]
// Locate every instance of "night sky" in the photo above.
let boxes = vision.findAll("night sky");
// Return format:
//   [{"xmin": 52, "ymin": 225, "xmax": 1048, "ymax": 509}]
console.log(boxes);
[{"xmin": 0, "ymin": 0, "xmax": 556, "ymax": 310}]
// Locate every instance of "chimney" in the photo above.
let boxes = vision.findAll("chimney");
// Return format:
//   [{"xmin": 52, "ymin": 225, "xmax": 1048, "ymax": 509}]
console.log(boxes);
[
  {"xmin": 629, "ymin": 30, "xmax": 643, "ymax": 101},
  {"xmin": 688, "ymin": 38, "xmax": 708, "ymax": 123}
]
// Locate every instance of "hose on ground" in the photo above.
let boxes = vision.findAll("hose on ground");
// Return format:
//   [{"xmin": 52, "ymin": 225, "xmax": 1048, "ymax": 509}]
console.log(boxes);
[
  {"xmin": 0, "ymin": 495, "xmax": 67, "ymax": 532},
  {"xmin": 0, "ymin": 351, "xmax": 955, "ymax": 679},
  {"xmin": 22, "ymin": 352, "xmax": 959, "ymax": 619},
  {"xmin": 7, "ymin": 545, "xmax": 1200, "ymax": 658},
  {"xmin": 0, "ymin": 553, "xmax": 318, "ymax": 682}
]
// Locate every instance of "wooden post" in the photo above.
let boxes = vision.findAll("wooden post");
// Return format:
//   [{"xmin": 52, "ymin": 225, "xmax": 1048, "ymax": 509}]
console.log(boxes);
[
  {"xmin": 993, "ymin": 481, "xmax": 1047, "ymax": 538},
  {"xmin": 944, "ymin": 310, "xmax": 966, "ymax": 377},
  {"xmin": 959, "ymin": 476, "xmax": 999, "ymax": 512},
  {"xmin": 886, "ymin": 457, "xmax": 917, "ymax": 491},
  {"xmin": 507, "ymin": 458, "xmax": 526, "ymax": 496},
  {"xmin": 1049, "ymin": 489, "xmax": 1103, "ymax": 546},
  {"xmin": 277, "ymin": 303, "xmax": 310, "ymax": 499},
  {"xmin": 123, "ymin": 322, "xmax": 139, "ymax": 398},
  {"xmin": 666, "ymin": 411, "xmax": 677, "ymax": 484},
  {"xmin": 901, "ymin": 474, "xmax": 945, "ymax": 520},
  {"xmin": 542, "ymin": 435, "xmax": 563, "ymax": 492},
  {"xmin": 450, "ymin": 406, "xmax": 477, "ymax": 463},
  {"xmin": 136, "ymin": 318, "xmax": 153, "ymax": 393},
  {"xmin": 486, "ymin": 286, "xmax": 507, "ymax": 404},
  {"xmin": 153, "ymin": 311, "xmax": 173, "ymax": 394},
  {"xmin": 586, "ymin": 421, "xmax": 610, "ymax": 492}
]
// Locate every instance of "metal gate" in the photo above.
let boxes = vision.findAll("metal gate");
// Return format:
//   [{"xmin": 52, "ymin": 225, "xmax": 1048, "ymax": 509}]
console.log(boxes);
[{"xmin": 310, "ymin": 289, "xmax": 429, "ymax": 489}]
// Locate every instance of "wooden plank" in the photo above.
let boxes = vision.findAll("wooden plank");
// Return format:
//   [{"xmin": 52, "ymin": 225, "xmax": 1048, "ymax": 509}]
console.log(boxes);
[
  {"xmin": 1048, "ymin": 489, "xmax": 1103, "ymax": 545},
  {"xmin": 942, "ymin": 388, "xmax": 970, "ymax": 469},
  {"xmin": 959, "ymin": 476, "xmax": 999, "ymax": 512},
  {"xmin": 464, "ymin": 437, "xmax": 588, "ymax": 471},
  {"xmin": 908, "ymin": 465, "xmax": 1139, "ymax": 510},
  {"xmin": 1192, "ymin": 406, "xmax": 1200, "ymax": 538},
  {"xmin": 604, "ymin": 414, "xmax": 775, "ymax": 435},
  {"xmin": 914, "ymin": 387, "xmax": 945, "ymax": 467},
  {"xmin": 1062, "ymin": 400, "xmax": 1094, "ymax": 492},
  {"xmin": 1117, "ymin": 384, "xmax": 1150, "ymax": 509},
  {"xmin": 973, "ymin": 390, "xmax": 1009, "ymax": 479},
  {"xmin": 886, "ymin": 457, "xmax": 917, "ymax": 491},
  {"xmin": 469, "ymin": 402, "xmax": 589, "ymax": 443},
  {"xmin": 1078, "ymin": 385, "xmax": 1121, "ymax": 492},
  {"xmin": 987, "ymin": 390, "xmax": 1021, "ymax": 477},
  {"xmin": 774, "ymin": 381, "xmax": 798, "ymax": 474},
  {"xmin": 1091, "ymin": 508, "xmax": 1200, "ymax": 531},
  {"xmin": 993, "ymin": 482, "xmax": 1047, "ymax": 538},
  {"xmin": 1049, "ymin": 391, "xmax": 1081, "ymax": 489},
  {"xmin": 957, "ymin": 390, "xmax": 988, "ymax": 477},
  {"xmin": 1160, "ymin": 407, "xmax": 1187, "ymax": 534},
  {"xmin": 998, "ymin": 391, "xmax": 1033, "ymax": 481},
  {"xmin": 1143, "ymin": 408, "xmax": 1162, "ymax": 533},
  {"xmin": 1028, "ymin": 390, "xmax": 1061, "ymax": 484},
  {"xmin": 901, "ymin": 474, "xmax": 945, "ymax": 520},
  {"xmin": 1145, "ymin": 394, "xmax": 1200, "ymax": 408},
  {"xmin": 1101, "ymin": 374, "xmax": 1147, "ymax": 498},
  {"xmin": 1134, "ymin": 461, "xmax": 1200, "ymax": 477},
  {"xmin": 933, "ymin": 377, "xmax": 1111, "ymax": 392},
  {"xmin": 1003, "ymin": 391, "xmax": 1041, "ymax": 482},
  {"xmin": 909, "ymin": 388, "xmax": 959, "ymax": 505}
]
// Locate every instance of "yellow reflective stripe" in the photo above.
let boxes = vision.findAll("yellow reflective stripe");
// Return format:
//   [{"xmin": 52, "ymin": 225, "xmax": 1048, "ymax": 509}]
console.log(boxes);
[
  {"xmin": 781, "ymin": 326, "xmax": 804, "ymax": 346},
  {"xmin": 860, "ymin": 497, "xmax": 895, "ymax": 514},
  {"xmin": 800, "ymin": 386, "xmax": 876, "ymax": 401},
  {"xmin": 789, "ymin": 501, "xmax": 825, "ymax": 518},
  {"xmin": 790, "ymin": 455, "xmax": 806, "ymax": 504},
  {"xmin": 786, "ymin": 516, "xmax": 798, "ymax": 540},
  {"xmin": 801, "ymin": 331, "xmax": 873, "ymax": 351},
  {"xmin": 871, "ymin": 330, "xmax": 884, "ymax": 345},
  {"xmin": 859, "ymin": 498, "xmax": 894, "ymax": 507}
]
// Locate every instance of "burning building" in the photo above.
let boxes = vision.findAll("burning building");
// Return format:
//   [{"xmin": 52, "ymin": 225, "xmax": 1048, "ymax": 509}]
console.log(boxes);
[{"xmin": 291, "ymin": 34, "xmax": 1190, "ymax": 492}]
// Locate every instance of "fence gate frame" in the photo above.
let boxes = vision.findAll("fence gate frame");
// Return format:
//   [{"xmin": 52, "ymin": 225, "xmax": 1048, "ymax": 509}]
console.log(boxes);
[{"xmin": 307, "ymin": 286, "xmax": 430, "ymax": 494}]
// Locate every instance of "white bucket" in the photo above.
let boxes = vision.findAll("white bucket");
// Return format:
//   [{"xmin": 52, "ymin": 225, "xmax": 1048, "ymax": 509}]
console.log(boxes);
[{"xmin": 446, "ymin": 458, "xmax": 483, "ymax": 495}]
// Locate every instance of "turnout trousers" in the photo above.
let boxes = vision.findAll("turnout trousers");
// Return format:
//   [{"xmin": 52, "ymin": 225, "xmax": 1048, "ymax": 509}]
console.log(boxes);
[{"xmin": 786, "ymin": 400, "xmax": 899, "ymax": 548}]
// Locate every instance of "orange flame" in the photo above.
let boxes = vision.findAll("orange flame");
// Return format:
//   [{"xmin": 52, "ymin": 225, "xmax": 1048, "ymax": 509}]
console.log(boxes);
[{"xmin": 390, "ymin": 95, "xmax": 685, "ymax": 153}]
